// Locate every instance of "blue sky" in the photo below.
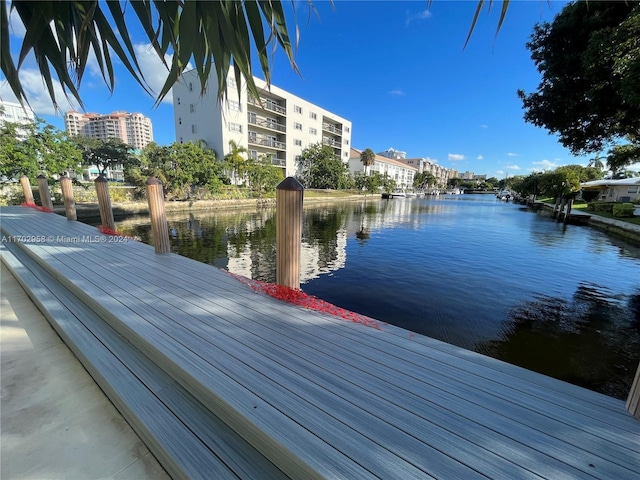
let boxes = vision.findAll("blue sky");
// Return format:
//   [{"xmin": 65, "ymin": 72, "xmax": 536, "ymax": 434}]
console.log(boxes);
[{"xmin": 2, "ymin": 0, "xmax": 600, "ymax": 179}]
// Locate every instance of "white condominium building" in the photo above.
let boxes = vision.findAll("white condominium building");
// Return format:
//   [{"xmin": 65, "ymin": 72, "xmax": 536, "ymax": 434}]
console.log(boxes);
[
  {"xmin": 348, "ymin": 148, "xmax": 418, "ymax": 189},
  {"xmin": 172, "ymin": 70, "xmax": 352, "ymax": 178},
  {"xmin": 0, "ymin": 100, "xmax": 36, "ymax": 126},
  {"xmin": 64, "ymin": 111, "xmax": 153, "ymax": 150}
]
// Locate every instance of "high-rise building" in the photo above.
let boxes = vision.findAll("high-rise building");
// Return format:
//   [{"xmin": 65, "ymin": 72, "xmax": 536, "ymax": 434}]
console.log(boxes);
[
  {"xmin": 64, "ymin": 111, "xmax": 153, "ymax": 150},
  {"xmin": 172, "ymin": 70, "xmax": 352, "ymax": 178}
]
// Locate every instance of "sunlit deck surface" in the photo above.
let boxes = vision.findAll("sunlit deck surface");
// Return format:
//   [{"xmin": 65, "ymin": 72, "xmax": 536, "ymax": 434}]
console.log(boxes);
[{"xmin": 1, "ymin": 205, "xmax": 639, "ymax": 479}]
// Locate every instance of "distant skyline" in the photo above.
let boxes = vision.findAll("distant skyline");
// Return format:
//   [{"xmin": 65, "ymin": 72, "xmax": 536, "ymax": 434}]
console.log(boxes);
[{"xmin": 3, "ymin": 1, "xmax": 636, "ymax": 177}]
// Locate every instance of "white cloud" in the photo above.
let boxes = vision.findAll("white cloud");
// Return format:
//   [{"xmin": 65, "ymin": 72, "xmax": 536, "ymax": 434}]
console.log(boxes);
[
  {"xmin": 406, "ymin": 9, "xmax": 432, "ymax": 27},
  {"xmin": 477, "ymin": 155, "xmax": 484, "ymax": 160},
  {"xmin": 0, "ymin": 69, "xmax": 80, "ymax": 115},
  {"xmin": 448, "ymin": 153, "xmax": 465, "ymax": 161},
  {"xmin": 388, "ymin": 89, "xmax": 405, "ymax": 97},
  {"xmin": 507, "ymin": 152, "xmax": 520, "ymax": 157},
  {"xmin": 496, "ymin": 170, "xmax": 504, "ymax": 176},
  {"xmin": 134, "ymin": 44, "xmax": 177, "ymax": 105},
  {"xmin": 506, "ymin": 165, "xmax": 521, "ymax": 170},
  {"xmin": 533, "ymin": 159, "xmax": 557, "ymax": 170}
]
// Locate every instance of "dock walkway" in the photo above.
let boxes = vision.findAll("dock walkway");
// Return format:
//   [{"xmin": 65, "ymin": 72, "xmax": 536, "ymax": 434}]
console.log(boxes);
[{"xmin": 1, "ymin": 205, "xmax": 639, "ymax": 479}]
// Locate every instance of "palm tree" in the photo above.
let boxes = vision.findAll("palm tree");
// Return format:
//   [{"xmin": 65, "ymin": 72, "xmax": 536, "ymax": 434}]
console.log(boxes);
[
  {"xmin": 3, "ymin": 1, "xmax": 512, "ymax": 110},
  {"xmin": 224, "ymin": 140, "xmax": 248, "ymax": 185},
  {"xmin": 588, "ymin": 153, "xmax": 604, "ymax": 171},
  {"xmin": 360, "ymin": 148, "xmax": 376, "ymax": 176},
  {"xmin": 1, "ymin": 0, "xmax": 299, "ymax": 110}
]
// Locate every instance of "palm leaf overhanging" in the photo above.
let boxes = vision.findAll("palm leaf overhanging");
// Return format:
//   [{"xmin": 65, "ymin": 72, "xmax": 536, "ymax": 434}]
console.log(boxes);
[
  {"xmin": 2, "ymin": 1, "xmax": 511, "ymax": 111},
  {"xmin": 1, "ymin": 0, "xmax": 301, "ymax": 111}
]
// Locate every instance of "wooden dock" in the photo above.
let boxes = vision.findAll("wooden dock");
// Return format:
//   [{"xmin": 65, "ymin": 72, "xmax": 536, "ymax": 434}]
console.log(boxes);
[{"xmin": 1, "ymin": 205, "xmax": 639, "ymax": 479}]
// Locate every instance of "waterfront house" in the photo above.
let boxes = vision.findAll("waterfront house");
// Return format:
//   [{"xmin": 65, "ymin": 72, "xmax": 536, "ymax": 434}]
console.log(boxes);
[{"xmin": 581, "ymin": 177, "xmax": 640, "ymax": 203}]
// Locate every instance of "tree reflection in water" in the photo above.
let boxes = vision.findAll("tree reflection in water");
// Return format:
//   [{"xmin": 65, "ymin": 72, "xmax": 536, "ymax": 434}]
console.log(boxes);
[{"xmin": 477, "ymin": 283, "xmax": 640, "ymax": 400}]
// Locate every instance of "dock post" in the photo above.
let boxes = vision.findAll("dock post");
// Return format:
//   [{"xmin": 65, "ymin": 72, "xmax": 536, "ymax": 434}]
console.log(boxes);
[
  {"xmin": 95, "ymin": 175, "xmax": 115, "ymax": 231},
  {"xmin": 276, "ymin": 177, "xmax": 304, "ymax": 290},
  {"xmin": 553, "ymin": 197, "xmax": 561, "ymax": 218},
  {"xmin": 627, "ymin": 362, "xmax": 640, "ymax": 419},
  {"xmin": 37, "ymin": 175, "xmax": 54, "ymax": 211},
  {"xmin": 60, "ymin": 175, "xmax": 77, "ymax": 221},
  {"xmin": 557, "ymin": 198, "xmax": 566, "ymax": 221},
  {"xmin": 563, "ymin": 198, "xmax": 573, "ymax": 225},
  {"xmin": 20, "ymin": 175, "xmax": 34, "ymax": 205},
  {"xmin": 146, "ymin": 176, "xmax": 170, "ymax": 254}
]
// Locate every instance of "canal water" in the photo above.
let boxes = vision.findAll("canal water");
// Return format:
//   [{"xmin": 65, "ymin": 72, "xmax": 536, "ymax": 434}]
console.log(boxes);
[{"xmin": 114, "ymin": 194, "xmax": 640, "ymax": 400}]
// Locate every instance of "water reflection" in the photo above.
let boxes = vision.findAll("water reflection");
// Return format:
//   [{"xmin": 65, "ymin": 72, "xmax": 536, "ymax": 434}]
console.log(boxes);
[
  {"xmin": 114, "ymin": 196, "xmax": 640, "ymax": 399},
  {"xmin": 478, "ymin": 283, "xmax": 640, "ymax": 399}
]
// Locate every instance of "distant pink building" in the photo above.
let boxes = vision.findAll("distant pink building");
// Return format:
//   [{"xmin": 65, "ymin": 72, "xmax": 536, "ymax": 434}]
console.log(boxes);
[{"xmin": 64, "ymin": 111, "xmax": 153, "ymax": 150}]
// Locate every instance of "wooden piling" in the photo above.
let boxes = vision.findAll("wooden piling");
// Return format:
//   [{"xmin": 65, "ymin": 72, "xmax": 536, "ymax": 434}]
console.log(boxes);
[
  {"xmin": 553, "ymin": 197, "xmax": 561, "ymax": 218},
  {"xmin": 37, "ymin": 175, "xmax": 54, "ymax": 211},
  {"xmin": 20, "ymin": 175, "xmax": 34, "ymax": 205},
  {"xmin": 563, "ymin": 198, "xmax": 573, "ymax": 225},
  {"xmin": 276, "ymin": 177, "xmax": 304, "ymax": 290},
  {"xmin": 627, "ymin": 362, "xmax": 640, "ymax": 419},
  {"xmin": 60, "ymin": 175, "xmax": 77, "ymax": 221},
  {"xmin": 95, "ymin": 175, "xmax": 115, "ymax": 231},
  {"xmin": 146, "ymin": 176, "xmax": 170, "ymax": 254}
]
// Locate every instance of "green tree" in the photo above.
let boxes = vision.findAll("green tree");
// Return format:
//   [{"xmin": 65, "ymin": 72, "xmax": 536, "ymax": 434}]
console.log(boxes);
[
  {"xmin": 359, "ymin": 148, "xmax": 376, "ymax": 175},
  {"xmin": 74, "ymin": 137, "xmax": 136, "ymax": 178},
  {"xmin": 587, "ymin": 153, "xmax": 605, "ymax": 171},
  {"xmin": 128, "ymin": 141, "xmax": 226, "ymax": 200},
  {"xmin": 0, "ymin": 118, "xmax": 80, "ymax": 182},
  {"xmin": 413, "ymin": 172, "xmax": 436, "ymax": 190},
  {"xmin": 224, "ymin": 140, "xmax": 248, "ymax": 185},
  {"xmin": 298, "ymin": 143, "xmax": 352, "ymax": 189},
  {"xmin": 606, "ymin": 144, "xmax": 640, "ymax": 177},
  {"xmin": 517, "ymin": 1, "xmax": 640, "ymax": 155},
  {"xmin": 247, "ymin": 154, "xmax": 283, "ymax": 198}
]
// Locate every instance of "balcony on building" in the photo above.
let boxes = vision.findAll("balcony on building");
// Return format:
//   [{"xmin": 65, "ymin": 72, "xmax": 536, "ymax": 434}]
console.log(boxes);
[
  {"xmin": 248, "ymin": 130, "xmax": 286, "ymax": 151},
  {"xmin": 247, "ymin": 95, "xmax": 286, "ymax": 116},
  {"xmin": 247, "ymin": 112, "xmax": 286, "ymax": 133}
]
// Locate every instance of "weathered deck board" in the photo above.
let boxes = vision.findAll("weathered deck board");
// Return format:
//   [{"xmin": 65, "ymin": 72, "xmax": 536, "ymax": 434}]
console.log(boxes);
[{"xmin": 2, "ymin": 206, "xmax": 639, "ymax": 479}]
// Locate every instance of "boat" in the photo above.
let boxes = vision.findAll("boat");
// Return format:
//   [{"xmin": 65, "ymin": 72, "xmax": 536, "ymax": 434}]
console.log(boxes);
[
  {"xmin": 389, "ymin": 189, "xmax": 407, "ymax": 198},
  {"xmin": 497, "ymin": 189, "xmax": 513, "ymax": 201}
]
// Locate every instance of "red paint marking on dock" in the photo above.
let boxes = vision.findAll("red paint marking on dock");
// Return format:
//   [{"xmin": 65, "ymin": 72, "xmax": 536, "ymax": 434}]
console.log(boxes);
[{"xmin": 228, "ymin": 272, "xmax": 382, "ymax": 330}]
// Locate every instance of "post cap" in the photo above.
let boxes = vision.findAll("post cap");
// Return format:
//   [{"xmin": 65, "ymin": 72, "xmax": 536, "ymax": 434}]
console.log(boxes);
[
  {"xmin": 145, "ymin": 176, "xmax": 163, "ymax": 186},
  {"xmin": 94, "ymin": 175, "xmax": 108, "ymax": 183},
  {"xmin": 277, "ymin": 177, "xmax": 304, "ymax": 191},
  {"xmin": 37, "ymin": 174, "xmax": 47, "ymax": 179}
]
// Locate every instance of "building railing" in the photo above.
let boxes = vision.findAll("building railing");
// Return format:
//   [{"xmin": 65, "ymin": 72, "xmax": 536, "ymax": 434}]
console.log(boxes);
[
  {"xmin": 248, "ymin": 97, "xmax": 286, "ymax": 115},
  {"xmin": 322, "ymin": 123, "xmax": 342, "ymax": 135},
  {"xmin": 322, "ymin": 137, "xmax": 341, "ymax": 148},
  {"xmin": 248, "ymin": 132, "xmax": 286, "ymax": 150},
  {"xmin": 248, "ymin": 115, "xmax": 286, "ymax": 132}
]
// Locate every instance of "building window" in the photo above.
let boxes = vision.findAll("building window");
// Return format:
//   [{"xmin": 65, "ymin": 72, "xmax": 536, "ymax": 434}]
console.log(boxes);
[
  {"xmin": 178, "ymin": 117, "xmax": 182, "ymax": 125},
  {"xmin": 309, "ymin": 127, "xmax": 317, "ymax": 135},
  {"xmin": 190, "ymin": 104, "xmax": 195, "ymax": 113},
  {"xmin": 249, "ymin": 150, "xmax": 258, "ymax": 159},
  {"xmin": 248, "ymin": 131, "xmax": 257, "ymax": 142},
  {"xmin": 188, "ymin": 82, "xmax": 193, "ymax": 92},
  {"xmin": 229, "ymin": 100, "xmax": 241, "ymax": 111},
  {"xmin": 345, "ymin": 126, "xmax": 350, "ymax": 133},
  {"xmin": 294, "ymin": 105, "xmax": 302, "ymax": 114},
  {"xmin": 309, "ymin": 112, "xmax": 317, "ymax": 120},
  {"xmin": 248, "ymin": 112, "xmax": 256, "ymax": 124},
  {"xmin": 229, "ymin": 122, "xmax": 242, "ymax": 133},
  {"xmin": 180, "ymin": 137, "xmax": 183, "ymax": 143},
  {"xmin": 177, "ymin": 97, "xmax": 181, "ymax": 105},
  {"xmin": 295, "ymin": 155, "xmax": 302, "ymax": 162},
  {"xmin": 228, "ymin": 77, "xmax": 237, "ymax": 89},
  {"xmin": 294, "ymin": 122, "xmax": 302, "ymax": 130},
  {"xmin": 191, "ymin": 125, "xmax": 197, "ymax": 133},
  {"xmin": 294, "ymin": 139, "xmax": 302, "ymax": 146},
  {"xmin": 344, "ymin": 139, "xmax": 349, "ymax": 145}
]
